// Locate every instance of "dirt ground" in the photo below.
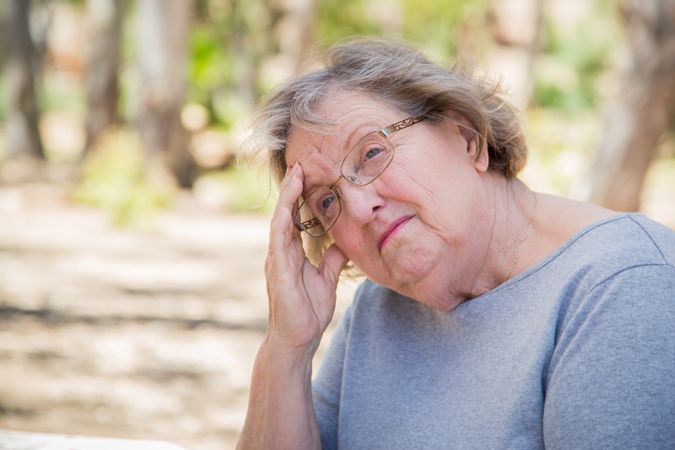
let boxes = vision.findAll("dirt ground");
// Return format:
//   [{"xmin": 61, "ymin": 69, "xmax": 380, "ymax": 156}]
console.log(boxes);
[{"xmin": 0, "ymin": 179, "xmax": 356, "ymax": 450}]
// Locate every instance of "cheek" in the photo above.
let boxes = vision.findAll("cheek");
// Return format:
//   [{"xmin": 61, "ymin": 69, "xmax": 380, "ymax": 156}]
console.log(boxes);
[
  {"xmin": 386, "ymin": 161, "xmax": 477, "ymax": 241},
  {"xmin": 329, "ymin": 225, "xmax": 368, "ymax": 257},
  {"xmin": 330, "ymin": 224, "xmax": 387, "ymax": 275},
  {"xmin": 382, "ymin": 161, "xmax": 430, "ymax": 199},
  {"xmin": 386, "ymin": 163, "xmax": 445, "ymax": 216}
]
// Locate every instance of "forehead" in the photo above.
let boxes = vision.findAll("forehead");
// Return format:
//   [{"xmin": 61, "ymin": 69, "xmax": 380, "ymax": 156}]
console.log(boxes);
[{"xmin": 284, "ymin": 91, "xmax": 401, "ymax": 169}]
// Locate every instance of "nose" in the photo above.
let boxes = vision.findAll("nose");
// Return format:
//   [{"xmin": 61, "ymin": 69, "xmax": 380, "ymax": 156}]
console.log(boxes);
[{"xmin": 336, "ymin": 181, "xmax": 383, "ymax": 225}]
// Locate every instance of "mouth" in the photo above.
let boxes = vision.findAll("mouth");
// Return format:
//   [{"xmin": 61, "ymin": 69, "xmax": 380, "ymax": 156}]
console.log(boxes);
[{"xmin": 378, "ymin": 215, "xmax": 415, "ymax": 251}]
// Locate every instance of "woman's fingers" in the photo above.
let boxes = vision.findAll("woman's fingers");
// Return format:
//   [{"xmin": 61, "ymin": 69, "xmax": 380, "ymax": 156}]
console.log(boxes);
[
  {"xmin": 263, "ymin": 163, "xmax": 348, "ymax": 350},
  {"xmin": 269, "ymin": 164, "xmax": 303, "ymax": 255}
]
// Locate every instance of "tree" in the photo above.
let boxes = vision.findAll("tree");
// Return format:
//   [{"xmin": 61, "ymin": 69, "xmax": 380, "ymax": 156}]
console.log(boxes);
[
  {"xmin": 486, "ymin": 0, "xmax": 545, "ymax": 110},
  {"xmin": 275, "ymin": 0, "xmax": 317, "ymax": 75},
  {"xmin": 6, "ymin": 0, "xmax": 44, "ymax": 160},
  {"xmin": 84, "ymin": 0, "xmax": 125, "ymax": 152},
  {"xmin": 137, "ymin": 0, "xmax": 196, "ymax": 187},
  {"xmin": 253, "ymin": 0, "xmax": 317, "ymax": 97},
  {"xmin": 588, "ymin": 0, "xmax": 675, "ymax": 211}
]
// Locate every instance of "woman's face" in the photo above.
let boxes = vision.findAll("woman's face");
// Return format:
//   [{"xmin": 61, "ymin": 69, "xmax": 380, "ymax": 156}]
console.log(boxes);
[{"xmin": 285, "ymin": 91, "xmax": 493, "ymax": 310}]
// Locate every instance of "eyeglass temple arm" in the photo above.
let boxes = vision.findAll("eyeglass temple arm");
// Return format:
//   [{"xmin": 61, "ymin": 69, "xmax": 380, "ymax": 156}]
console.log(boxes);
[
  {"xmin": 379, "ymin": 116, "xmax": 425, "ymax": 138},
  {"xmin": 296, "ymin": 217, "xmax": 321, "ymax": 231}
]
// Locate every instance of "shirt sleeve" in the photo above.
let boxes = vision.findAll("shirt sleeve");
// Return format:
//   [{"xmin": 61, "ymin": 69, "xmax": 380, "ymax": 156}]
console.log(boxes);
[
  {"xmin": 543, "ymin": 264, "xmax": 675, "ymax": 449},
  {"xmin": 312, "ymin": 300, "xmax": 355, "ymax": 450}
]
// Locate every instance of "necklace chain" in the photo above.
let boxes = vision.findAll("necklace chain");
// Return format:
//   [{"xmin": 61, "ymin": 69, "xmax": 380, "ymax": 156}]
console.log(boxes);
[{"xmin": 505, "ymin": 191, "xmax": 537, "ymax": 280}]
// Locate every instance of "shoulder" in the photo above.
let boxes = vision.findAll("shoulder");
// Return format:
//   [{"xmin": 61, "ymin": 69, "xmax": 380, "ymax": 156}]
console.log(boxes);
[
  {"xmin": 584, "ymin": 214, "xmax": 675, "ymax": 299},
  {"xmin": 568, "ymin": 262, "xmax": 675, "ymax": 322},
  {"xmin": 624, "ymin": 213, "xmax": 675, "ymax": 265},
  {"xmin": 545, "ymin": 213, "xmax": 675, "ymax": 288},
  {"xmin": 535, "ymin": 195, "xmax": 675, "ymax": 267},
  {"xmin": 582, "ymin": 214, "xmax": 675, "ymax": 279},
  {"xmin": 513, "ymin": 213, "xmax": 675, "ymax": 335},
  {"xmin": 549, "ymin": 236, "xmax": 675, "ymax": 369},
  {"xmin": 544, "ymin": 262, "xmax": 675, "ymax": 448}
]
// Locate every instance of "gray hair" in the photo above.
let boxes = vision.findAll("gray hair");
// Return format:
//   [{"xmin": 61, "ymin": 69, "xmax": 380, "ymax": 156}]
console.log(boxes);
[
  {"xmin": 247, "ymin": 38, "xmax": 528, "ymax": 263},
  {"xmin": 249, "ymin": 38, "xmax": 527, "ymax": 181}
]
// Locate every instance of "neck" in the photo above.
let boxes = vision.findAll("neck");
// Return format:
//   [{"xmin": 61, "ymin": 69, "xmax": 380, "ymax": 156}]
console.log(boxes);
[{"xmin": 466, "ymin": 176, "xmax": 537, "ymax": 298}]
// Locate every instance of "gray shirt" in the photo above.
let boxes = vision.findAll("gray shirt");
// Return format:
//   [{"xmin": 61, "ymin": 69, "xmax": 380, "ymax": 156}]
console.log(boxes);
[{"xmin": 313, "ymin": 214, "xmax": 675, "ymax": 449}]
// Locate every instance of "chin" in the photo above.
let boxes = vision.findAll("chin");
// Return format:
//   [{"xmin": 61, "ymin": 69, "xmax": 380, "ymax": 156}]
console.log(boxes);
[{"xmin": 383, "ymin": 242, "xmax": 441, "ymax": 288}]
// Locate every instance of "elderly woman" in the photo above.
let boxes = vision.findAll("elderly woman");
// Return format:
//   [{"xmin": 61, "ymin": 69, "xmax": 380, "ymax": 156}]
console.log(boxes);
[{"xmin": 238, "ymin": 39, "xmax": 675, "ymax": 449}]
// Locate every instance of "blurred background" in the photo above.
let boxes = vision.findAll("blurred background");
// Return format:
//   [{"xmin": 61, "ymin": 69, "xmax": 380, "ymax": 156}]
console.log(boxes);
[{"xmin": 1, "ymin": 0, "xmax": 674, "ymax": 449}]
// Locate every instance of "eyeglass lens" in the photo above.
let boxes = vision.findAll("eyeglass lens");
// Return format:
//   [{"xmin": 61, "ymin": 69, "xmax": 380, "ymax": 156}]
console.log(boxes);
[{"xmin": 295, "ymin": 131, "xmax": 395, "ymax": 236}]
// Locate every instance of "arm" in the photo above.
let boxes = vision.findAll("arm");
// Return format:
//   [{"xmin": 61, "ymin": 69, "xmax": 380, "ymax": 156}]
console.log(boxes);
[
  {"xmin": 237, "ymin": 164, "xmax": 348, "ymax": 450},
  {"xmin": 544, "ymin": 264, "xmax": 675, "ymax": 449},
  {"xmin": 238, "ymin": 336, "xmax": 320, "ymax": 449}
]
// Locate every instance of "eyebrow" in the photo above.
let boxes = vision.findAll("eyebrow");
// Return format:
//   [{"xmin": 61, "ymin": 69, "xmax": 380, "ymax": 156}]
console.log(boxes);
[{"xmin": 301, "ymin": 123, "xmax": 376, "ymax": 196}]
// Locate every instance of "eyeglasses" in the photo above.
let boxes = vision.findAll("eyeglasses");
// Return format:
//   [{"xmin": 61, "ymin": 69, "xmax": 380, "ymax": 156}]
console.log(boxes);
[{"xmin": 294, "ymin": 116, "xmax": 425, "ymax": 237}]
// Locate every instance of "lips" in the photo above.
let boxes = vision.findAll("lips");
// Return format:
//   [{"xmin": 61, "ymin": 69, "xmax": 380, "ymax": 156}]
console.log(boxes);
[{"xmin": 378, "ymin": 215, "xmax": 415, "ymax": 251}]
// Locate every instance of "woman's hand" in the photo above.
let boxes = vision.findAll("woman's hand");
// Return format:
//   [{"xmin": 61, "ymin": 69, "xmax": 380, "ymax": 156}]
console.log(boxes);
[
  {"xmin": 238, "ymin": 163, "xmax": 344, "ymax": 450},
  {"xmin": 264, "ymin": 163, "xmax": 348, "ymax": 354}
]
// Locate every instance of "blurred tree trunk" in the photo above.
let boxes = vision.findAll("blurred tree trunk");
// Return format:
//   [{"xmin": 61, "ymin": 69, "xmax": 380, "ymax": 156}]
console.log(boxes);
[
  {"xmin": 29, "ymin": 1, "xmax": 51, "ymax": 83},
  {"xmin": 84, "ymin": 0, "xmax": 125, "ymax": 153},
  {"xmin": 227, "ymin": 0, "xmax": 258, "ymax": 106},
  {"xmin": 276, "ymin": 0, "xmax": 317, "ymax": 74},
  {"xmin": 486, "ymin": 0, "xmax": 544, "ymax": 110},
  {"xmin": 137, "ymin": 0, "xmax": 196, "ymax": 188},
  {"xmin": 227, "ymin": 0, "xmax": 317, "ymax": 105},
  {"xmin": 588, "ymin": 0, "xmax": 675, "ymax": 211},
  {"xmin": 6, "ymin": 0, "xmax": 44, "ymax": 159},
  {"xmin": 0, "ymin": 3, "xmax": 7, "ymax": 66},
  {"xmin": 245, "ymin": 0, "xmax": 316, "ymax": 108}
]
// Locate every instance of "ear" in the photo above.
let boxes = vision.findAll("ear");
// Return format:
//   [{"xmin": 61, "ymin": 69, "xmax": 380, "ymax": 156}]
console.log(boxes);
[
  {"xmin": 449, "ymin": 115, "xmax": 489, "ymax": 173},
  {"xmin": 441, "ymin": 111, "xmax": 490, "ymax": 173},
  {"xmin": 466, "ymin": 131, "xmax": 489, "ymax": 173}
]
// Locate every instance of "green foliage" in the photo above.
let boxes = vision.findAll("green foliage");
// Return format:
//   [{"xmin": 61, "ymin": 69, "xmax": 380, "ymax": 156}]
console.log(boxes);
[
  {"xmin": 534, "ymin": 12, "xmax": 615, "ymax": 113},
  {"xmin": 316, "ymin": 0, "xmax": 382, "ymax": 42},
  {"xmin": 5, "ymin": 0, "xmax": 648, "ymax": 217},
  {"xmin": 191, "ymin": 26, "xmax": 231, "ymax": 89},
  {"xmin": 72, "ymin": 130, "xmax": 175, "ymax": 226},
  {"xmin": 400, "ymin": 0, "xmax": 487, "ymax": 58},
  {"xmin": 189, "ymin": 24, "xmax": 233, "ymax": 127},
  {"xmin": 40, "ymin": 74, "xmax": 85, "ymax": 117},
  {"xmin": 0, "ymin": 75, "xmax": 6, "ymax": 122},
  {"xmin": 189, "ymin": 15, "xmax": 255, "ymax": 127},
  {"xmin": 316, "ymin": 0, "xmax": 487, "ymax": 60}
]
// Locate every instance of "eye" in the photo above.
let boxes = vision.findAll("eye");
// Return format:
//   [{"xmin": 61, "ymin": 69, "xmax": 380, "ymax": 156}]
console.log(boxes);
[
  {"xmin": 317, "ymin": 192, "xmax": 338, "ymax": 214},
  {"xmin": 364, "ymin": 147, "xmax": 385, "ymax": 160},
  {"xmin": 360, "ymin": 141, "xmax": 389, "ymax": 165}
]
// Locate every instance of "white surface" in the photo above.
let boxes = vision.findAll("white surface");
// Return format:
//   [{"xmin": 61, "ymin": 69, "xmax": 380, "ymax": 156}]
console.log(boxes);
[{"xmin": 0, "ymin": 430, "xmax": 187, "ymax": 450}]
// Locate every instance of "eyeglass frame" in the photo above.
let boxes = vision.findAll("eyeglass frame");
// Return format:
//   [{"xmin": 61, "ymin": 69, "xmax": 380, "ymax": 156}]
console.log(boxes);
[{"xmin": 293, "ymin": 115, "xmax": 425, "ymax": 236}]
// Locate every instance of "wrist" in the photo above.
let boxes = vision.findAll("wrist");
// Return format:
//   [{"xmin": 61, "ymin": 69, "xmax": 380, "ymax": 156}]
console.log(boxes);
[{"xmin": 263, "ymin": 330, "xmax": 320, "ymax": 361}]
